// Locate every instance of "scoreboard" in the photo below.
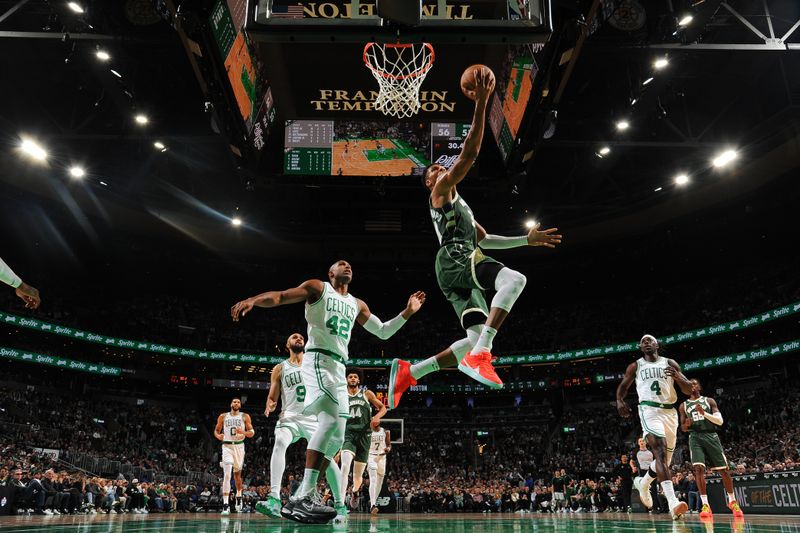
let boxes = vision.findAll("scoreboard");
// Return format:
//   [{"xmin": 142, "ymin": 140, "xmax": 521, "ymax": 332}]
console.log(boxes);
[
  {"xmin": 430, "ymin": 122, "xmax": 471, "ymax": 169},
  {"xmin": 284, "ymin": 120, "xmax": 334, "ymax": 174}
]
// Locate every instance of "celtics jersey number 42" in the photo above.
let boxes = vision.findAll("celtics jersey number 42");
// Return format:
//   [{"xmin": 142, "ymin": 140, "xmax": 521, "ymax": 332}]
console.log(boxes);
[{"xmin": 305, "ymin": 281, "xmax": 359, "ymax": 360}]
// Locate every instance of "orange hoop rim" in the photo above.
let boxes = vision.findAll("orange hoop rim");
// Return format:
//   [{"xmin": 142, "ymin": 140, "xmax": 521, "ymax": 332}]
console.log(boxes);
[{"xmin": 363, "ymin": 42, "xmax": 435, "ymax": 80}]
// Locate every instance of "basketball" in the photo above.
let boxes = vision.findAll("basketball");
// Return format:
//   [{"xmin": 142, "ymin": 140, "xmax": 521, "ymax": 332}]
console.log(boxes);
[{"xmin": 460, "ymin": 64, "xmax": 495, "ymax": 100}]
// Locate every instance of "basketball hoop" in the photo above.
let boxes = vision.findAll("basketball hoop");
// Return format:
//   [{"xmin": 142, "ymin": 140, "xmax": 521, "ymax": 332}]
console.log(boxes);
[{"xmin": 363, "ymin": 42, "xmax": 435, "ymax": 119}]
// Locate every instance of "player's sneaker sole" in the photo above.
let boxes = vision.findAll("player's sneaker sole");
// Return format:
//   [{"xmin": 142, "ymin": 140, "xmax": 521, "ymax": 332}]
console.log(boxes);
[
  {"xmin": 670, "ymin": 501, "xmax": 689, "ymax": 520},
  {"xmin": 457, "ymin": 359, "xmax": 503, "ymax": 389}
]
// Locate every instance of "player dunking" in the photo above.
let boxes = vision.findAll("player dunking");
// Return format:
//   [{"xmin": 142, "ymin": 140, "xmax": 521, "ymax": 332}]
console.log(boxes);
[
  {"xmin": 679, "ymin": 378, "xmax": 744, "ymax": 518},
  {"xmin": 254, "ymin": 333, "xmax": 324, "ymax": 519},
  {"xmin": 367, "ymin": 420, "xmax": 391, "ymax": 515},
  {"xmin": 387, "ymin": 68, "xmax": 561, "ymax": 408},
  {"xmin": 231, "ymin": 260, "xmax": 424, "ymax": 523},
  {"xmin": 339, "ymin": 368, "xmax": 386, "ymax": 510},
  {"xmin": 213, "ymin": 398, "xmax": 255, "ymax": 515},
  {"xmin": 616, "ymin": 334, "xmax": 693, "ymax": 520}
]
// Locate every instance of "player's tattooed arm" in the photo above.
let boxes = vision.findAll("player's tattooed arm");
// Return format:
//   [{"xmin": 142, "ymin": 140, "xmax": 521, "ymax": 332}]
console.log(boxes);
[
  {"xmin": 366, "ymin": 389, "xmax": 388, "ymax": 427},
  {"xmin": 616, "ymin": 362, "xmax": 638, "ymax": 418},
  {"xmin": 665, "ymin": 359, "xmax": 693, "ymax": 395},
  {"xmin": 213, "ymin": 414, "xmax": 226, "ymax": 441},
  {"xmin": 265, "ymin": 363, "xmax": 282, "ymax": 417},
  {"xmin": 231, "ymin": 279, "xmax": 324, "ymax": 321}
]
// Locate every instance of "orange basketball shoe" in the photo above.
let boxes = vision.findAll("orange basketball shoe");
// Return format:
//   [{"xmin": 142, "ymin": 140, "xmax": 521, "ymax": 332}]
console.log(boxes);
[
  {"xmin": 699, "ymin": 504, "xmax": 713, "ymax": 518},
  {"xmin": 458, "ymin": 351, "xmax": 503, "ymax": 389},
  {"xmin": 728, "ymin": 500, "xmax": 744, "ymax": 518},
  {"xmin": 388, "ymin": 359, "xmax": 417, "ymax": 409}
]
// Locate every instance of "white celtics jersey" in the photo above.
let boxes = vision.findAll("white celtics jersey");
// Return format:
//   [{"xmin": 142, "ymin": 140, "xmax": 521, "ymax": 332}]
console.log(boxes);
[
  {"xmin": 223, "ymin": 412, "xmax": 245, "ymax": 443},
  {"xmin": 370, "ymin": 428, "xmax": 387, "ymax": 455},
  {"xmin": 305, "ymin": 281, "xmax": 359, "ymax": 360},
  {"xmin": 279, "ymin": 359, "xmax": 306, "ymax": 417},
  {"xmin": 635, "ymin": 355, "xmax": 677, "ymax": 405}
]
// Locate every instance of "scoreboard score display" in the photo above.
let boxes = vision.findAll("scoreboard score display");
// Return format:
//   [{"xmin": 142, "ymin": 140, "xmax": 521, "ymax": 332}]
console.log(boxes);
[
  {"xmin": 284, "ymin": 120, "xmax": 334, "ymax": 175},
  {"xmin": 430, "ymin": 122, "xmax": 471, "ymax": 169}
]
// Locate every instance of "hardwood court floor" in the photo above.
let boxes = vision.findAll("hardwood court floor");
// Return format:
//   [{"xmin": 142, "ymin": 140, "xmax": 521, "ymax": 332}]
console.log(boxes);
[{"xmin": 0, "ymin": 511, "xmax": 792, "ymax": 533}]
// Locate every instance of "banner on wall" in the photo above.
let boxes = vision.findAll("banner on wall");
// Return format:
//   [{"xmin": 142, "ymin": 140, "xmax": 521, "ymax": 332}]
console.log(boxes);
[
  {"xmin": 0, "ymin": 346, "xmax": 121, "ymax": 376},
  {"xmin": 708, "ymin": 472, "xmax": 800, "ymax": 515}
]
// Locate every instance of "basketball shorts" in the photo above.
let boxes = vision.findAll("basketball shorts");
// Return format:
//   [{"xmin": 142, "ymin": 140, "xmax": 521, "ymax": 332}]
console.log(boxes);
[
  {"xmin": 434, "ymin": 245, "xmax": 504, "ymax": 328},
  {"xmin": 689, "ymin": 432, "xmax": 729, "ymax": 470},
  {"xmin": 276, "ymin": 413, "xmax": 318, "ymax": 443},
  {"xmin": 638, "ymin": 404, "xmax": 678, "ymax": 462},
  {"xmin": 220, "ymin": 443, "xmax": 245, "ymax": 472},
  {"xmin": 301, "ymin": 351, "xmax": 349, "ymax": 419},
  {"xmin": 342, "ymin": 431, "xmax": 371, "ymax": 463},
  {"xmin": 553, "ymin": 492, "xmax": 565, "ymax": 502},
  {"xmin": 368, "ymin": 453, "xmax": 387, "ymax": 477}
]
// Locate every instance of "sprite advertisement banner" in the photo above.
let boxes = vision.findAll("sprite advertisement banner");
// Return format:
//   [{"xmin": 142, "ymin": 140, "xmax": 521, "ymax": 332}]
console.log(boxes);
[
  {"xmin": 0, "ymin": 346, "xmax": 121, "ymax": 376},
  {"xmin": 1, "ymin": 300, "xmax": 798, "ymax": 367}
]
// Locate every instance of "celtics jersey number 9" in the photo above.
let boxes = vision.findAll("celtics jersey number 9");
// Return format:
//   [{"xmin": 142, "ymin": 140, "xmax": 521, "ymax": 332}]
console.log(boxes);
[
  {"xmin": 279, "ymin": 360, "xmax": 306, "ymax": 416},
  {"xmin": 305, "ymin": 281, "xmax": 359, "ymax": 360},
  {"xmin": 635, "ymin": 356, "xmax": 677, "ymax": 405}
]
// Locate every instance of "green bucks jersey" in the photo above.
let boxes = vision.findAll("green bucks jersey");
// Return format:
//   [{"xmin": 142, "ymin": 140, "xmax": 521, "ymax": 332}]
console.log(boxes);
[
  {"xmin": 346, "ymin": 389, "xmax": 372, "ymax": 432},
  {"xmin": 684, "ymin": 396, "xmax": 717, "ymax": 433},
  {"xmin": 429, "ymin": 193, "xmax": 477, "ymax": 249},
  {"xmin": 635, "ymin": 356, "xmax": 677, "ymax": 405},
  {"xmin": 305, "ymin": 281, "xmax": 359, "ymax": 360},
  {"xmin": 279, "ymin": 359, "xmax": 306, "ymax": 417}
]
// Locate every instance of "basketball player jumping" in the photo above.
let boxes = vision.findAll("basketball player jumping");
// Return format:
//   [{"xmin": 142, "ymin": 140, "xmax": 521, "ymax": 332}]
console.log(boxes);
[
  {"xmin": 254, "ymin": 332, "xmax": 326, "ymax": 519},
  {"xmin": 0, "ymin": 255, "xmax": 41, "ymax": 309},
  {"xmin": 339, "ymin": 368, "xmax": 386, "ymax": 510},
  {"xmin": 213, "ymin": 398, "xmax": 255, "ymax": 515},
  {"xmin": 387, "ymin": 68, "xmax": 561, "ymax": 408},
  {"xmin": 616, "ymin": 334, "xmax": 693, "ymax": 520},
  {"xmin": 679, "ymin": 378, "xmax": 744, "ymax": 518},
  {"xmin": 367, "ymin": 420, "xmax": 391, "ymax": 515},
  {"xmin": 231, "ymin": 260, "xmax": 424, "ymax": 523}
]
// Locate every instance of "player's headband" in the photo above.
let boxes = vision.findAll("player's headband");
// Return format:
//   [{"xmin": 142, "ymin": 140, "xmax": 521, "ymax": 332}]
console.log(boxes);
[{"xmin": 640, "ymin": 334, "xmax": 659, "ymax": 345}]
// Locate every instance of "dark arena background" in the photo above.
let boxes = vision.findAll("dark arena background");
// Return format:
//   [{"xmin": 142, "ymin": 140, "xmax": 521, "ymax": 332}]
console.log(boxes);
[{"xmin": 1, "ymin": 0, "xmax": 800, "ymax": 532}]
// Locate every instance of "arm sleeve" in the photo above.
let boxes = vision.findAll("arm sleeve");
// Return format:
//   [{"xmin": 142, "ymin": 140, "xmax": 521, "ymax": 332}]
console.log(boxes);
[
  {"xmin": 361, "ymin": 312, "xmax": 407, "ymax": 340},
  {"xmin": 479, "ymin": 234, "xmax": 528, "ymax": 250},
  {"xmin": 0, "ymin": 256, "xmax": 22, "ymax": 288},
  {"xmin": 703, "ymin": 411, "xmax": 724, "ymax": 426}
]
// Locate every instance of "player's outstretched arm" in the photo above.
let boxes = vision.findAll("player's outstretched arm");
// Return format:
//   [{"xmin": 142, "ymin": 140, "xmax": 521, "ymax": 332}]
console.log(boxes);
[
  {"xmin": 665, "ymin": 359, "xmax": 693, "ymax": 395},
  {"xmin": 366, "ymin": 389, "xmax": 388, "ymax": 428},
  {"xmin": 265, "ymin": 363, "xmax": 282, "ymax": 417},
  {"xmin": 213, "ymin": 414, "xmax": 226, "ymax": 441},
  {"xmin": 616, "ymin": 362, "xmax": 637, "ymax": 418},
  {"xmin": 476, "ymin": 222, "xmax": 563, "ymax": 250},
  {"xmin": 231, "ymin": 279, "xmax": 324, "ymax": 321},
  {"xmin": 355, "ymin": 291, "xmax": 426, "ymax": 340},
  {"xmin": 1, "ymin": 256, "xmax": 41, "ymax": 309},
  {"xmin": 434, "ymin": 69, "xmax": 494, "ymax": 194}
]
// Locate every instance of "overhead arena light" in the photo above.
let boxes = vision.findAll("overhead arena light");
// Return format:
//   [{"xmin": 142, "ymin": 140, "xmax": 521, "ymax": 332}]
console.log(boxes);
[
  {"xmin": 599, "ymin": 146, "xmax": 611, "ymax": 155},
  {"xmin": 69, "ymin": 166, "xmax": 85, "ymax": 178},
  {"xmin": 67, "ymin": 2, "xmax": 84, "ymax": 13},
  {"xmin": 654, "ymin": 58, "xmax": 669, "ymax": 70},
  {"xmin": 524, "ymin": 219, "xmax": 537, "ymax": 229},
  {"xmin": 712, "ymin": 149, "xmax": 738, "ymax": 168},
  {"xmin": 643, "ymin": 77, "xmax": 654, "ymax": 86},
  {"xmin": 134, "ymin": 114, "xmax": 149, "ymax": 125},
  {"xmin": 674, "ymin": 174, "xmax": 689, "ymax": 186},
  {"xmin": 19, "ymin": 138, "xmax": 48, "ymax": 161},
  {"xmin": 231, "ymin": 217, "xmax": 243, "ymax": 227},
  {"xmin": 678, "ymin": 15, "xmax": 693, "ymax": 27},
  {"xmin": 96, "ymin": 50, "xmax": 110, "ymax": 61},
  {"xmin": 153, "ymin": 141, "xmax": 165, "ymax": 150},
  {"xmin": 654, "ymin": 187, "xmax": 663, "ymax": 192},
  {"xmin": 616, "ymin": 120, "xmax": 630, "ymax": 131},
  {"xmin": 110, "ymin": 69, "xmax": 122, "ymax": 78}
]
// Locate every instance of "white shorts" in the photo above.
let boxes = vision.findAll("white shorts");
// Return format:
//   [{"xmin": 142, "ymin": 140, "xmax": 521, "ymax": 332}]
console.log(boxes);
[
  {"xmin": 638, "ymin": 404, "xmax": 678, "ymax": 455},
  {"xmin": 301, "ymin": 351, "xmax": 349, "ymax": 419},
  {"xmin": 221, "ymin": 443, "xmax": 245, "ymax": 472},
  {"xmin": 368, "ymin": 454, "xmax": 386, "ymax": 476},
  {"xmin": 276, "ymin": 413, "xmax": 318, "ymax": 443}
]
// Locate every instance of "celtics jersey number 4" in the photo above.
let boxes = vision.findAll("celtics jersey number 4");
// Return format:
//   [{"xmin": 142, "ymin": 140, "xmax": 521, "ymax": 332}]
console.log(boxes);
[
  {"xmin": 305, "ymin": 281, "xmax": 359, "ymax": 360},
  {"xmin": 635, "ymin": 356, "xmax": 677, "ymax": 405}
]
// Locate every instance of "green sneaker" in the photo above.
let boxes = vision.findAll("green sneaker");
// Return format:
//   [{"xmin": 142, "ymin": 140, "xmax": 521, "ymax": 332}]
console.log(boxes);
[
  {"xmin": 255, "ymin": 496, "xmax": 282, "ymax": 518},
  {"xmin": 333, "ymin": 503, "xmax": 348, "ymax": 524}
]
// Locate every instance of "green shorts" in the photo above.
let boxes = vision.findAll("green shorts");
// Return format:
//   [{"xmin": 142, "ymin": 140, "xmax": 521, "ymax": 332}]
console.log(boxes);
[
  {"xmin": 342, "ymin": 430, "xmax": 370, "ymax": 463},
  {"xmin": 689, "ymin": 432, "xmax": 729, "ymax": 470},
  {"xmin": 434, "ymin": 245, "xmax": 503, "ymax": 328}
]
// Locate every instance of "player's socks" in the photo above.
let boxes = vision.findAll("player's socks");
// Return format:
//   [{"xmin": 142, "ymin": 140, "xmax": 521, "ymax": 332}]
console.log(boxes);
[
  {"xmin": 726, "ymin": 493, "xmax": 735, "ymax": 503},
  {"xmin": 409, "ymin": 357, "xmax": 439, "ymax": 380},
  {"xmin": 642, "ymin": 468, "xmax": 657, "ymax": 489},
  {"xmin": 472, "ymin": 326, "xmax": 497, "ymax": 354},
  {"xmin": 296, "ymin": 469, "xmax": 320, "ymax": 499},
  {"xmin": 700, "ymin": 495, "xmax": 709, "ymax": 505}
]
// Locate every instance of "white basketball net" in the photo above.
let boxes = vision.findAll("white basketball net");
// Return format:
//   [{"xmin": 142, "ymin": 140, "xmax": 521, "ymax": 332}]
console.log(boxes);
[{"xmin": 363, "ymin": 42, "xmax": 435, "ymax": 118}]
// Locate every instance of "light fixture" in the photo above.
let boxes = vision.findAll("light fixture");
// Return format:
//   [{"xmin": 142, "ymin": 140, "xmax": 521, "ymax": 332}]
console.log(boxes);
[
  {"xmin": 110, "ymin": 69, "xmax": 122, "ymax": 78},
  {"xmin": 99, "ymin": 181, "xmax": 108, "ymax": 186},
  {"xmin": 232, "ymin": 217, "xmax": 243, "ymax": 227},
  {"xmin": 712, "ymin": 149, "xmax": 738, "ymax": 168},
  {"xmin": 134, "ymin": 114, "xmax": 149, "ymax": 125},
  {"xmin": 643, "ymin": 77, "xmax": 654, "ymax": 86},
  {"xmin": 69, "ymin": 166, "xmax": 85, "ymax": 178},
  {"xmin": 599, "ymin": 146, "xmax": 611, "ymax": 155},
  {"xmin": 654, "ymin": 187, "xmax": 663, "ymax": 192},
  {"xmin": 674, "ymin": 174, "xmax": 689, "ymax": 186},
  {"xmin": 96, "ymin": 50, "xmax": 110, "ymax": 61},
  {"xmin": 67, "ymin": 2, "xmax": 84, "ymax": 13},
  {"xmin": 524, "ymin": 219, "xmax": 537, "ymax": 229},
  {"xmin": 654, "ymin": 58, "xmax": 669, "ymax": 70},
  {"xmin": 19, "ymin": 138, "xmax": 48, "ymax": 161},
  {"xmin": 631, "ymin": 98, "xmax": 637, "ymax": 106},
  {"xmin": 678, "ymin": 14, "xmax": 693, "ymax": 27},
  {"xmin": 616, "ymin": 120, "xmax": 630, "ymax": 131},
  {"xmin": 153, "ymin": 141, "xmax": 165, "ymax": 150}
]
